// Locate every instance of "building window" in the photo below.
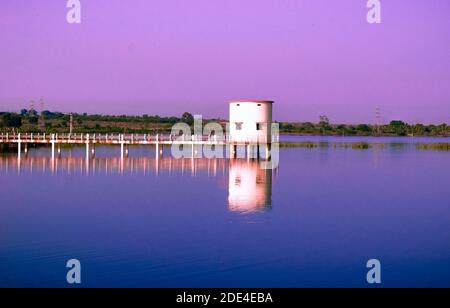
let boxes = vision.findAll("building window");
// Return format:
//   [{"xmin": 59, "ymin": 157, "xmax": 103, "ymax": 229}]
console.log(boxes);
[
  {"xmin": 257, "ymin": 104, "xmax": 261, "ymax": 106},
  {"xmin": 256, "ymin": 123, "xmax": 262, "ymax": 131},
  {"xmin": 235, "ymin": 123, "xmax": 243, "ymax": 130},
  {"xmin": 236, "ymin": 104, "xmax": 240, "ymax": 106}
]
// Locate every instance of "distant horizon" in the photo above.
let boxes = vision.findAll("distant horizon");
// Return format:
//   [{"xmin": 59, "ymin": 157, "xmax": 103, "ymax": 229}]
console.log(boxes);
[
  {"xmin": 1, "ymin": 0, "xmax": 449, "ymax": 124},
  {"xmin": 1, "ymin": 106, "xmax": 449, "ymax": 126}
]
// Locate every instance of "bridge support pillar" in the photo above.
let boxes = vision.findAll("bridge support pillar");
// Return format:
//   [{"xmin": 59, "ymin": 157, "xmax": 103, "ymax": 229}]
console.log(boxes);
[
  {"xmin": 51, "ymin": 134, "xmax": 55, "ymax": 160},
  {"xmin": 17, "ymin": 134, "xmax": 22, "ymax": 159},
  {"xmin": 85, "ymin": 134, "xmax": 90, "ymax": 160},
  {"xmin": 230, "ymin": 144, "xmax": 237, "ymax": 159},
  {"xmin": 155, "ymin": 134, "xmax": 160, "ymax": 158},
  {"xmin": 265, "ymin": 143, "xmax": 272, "ymax": 160},
  {"xmin": 120, "ymin": 134, "xmax": 124, "ymax": 160}
]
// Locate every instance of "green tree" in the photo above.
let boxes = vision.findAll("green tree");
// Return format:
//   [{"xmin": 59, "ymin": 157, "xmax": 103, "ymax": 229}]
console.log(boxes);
[
  {"xmin": 389, "ymin": 120, "xmax": 407, "ymax": 136},
  {"xmin": 181, "ymin": 112, "xmax": 194, "ymax": 126},
  {"xmin": 356, "ymin": 124, "xmax": 371, "ymax": 133},
  {"xmin": 1, "ymin": 113, "xmax": 22, "ymax": 128},
  {"xmin": 28, "ymin": 116, "xmax": 39, "ymax": 125},
  {"xmin": 438, "ymin": 123, "xmax": 448, "ymax": 136},
  {"xmin": 319, "ymin": 115, "xmax": 330, "ymax": 135},
  {"xmin": 413, "ymin": 124, "xmax": 425, "ymax": 136}
]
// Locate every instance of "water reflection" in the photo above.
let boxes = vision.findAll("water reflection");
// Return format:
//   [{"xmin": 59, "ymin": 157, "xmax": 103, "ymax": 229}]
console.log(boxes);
[
  {"xmin": 228, "ymin": 159, "xmax": 272, "ymax": 213},
  {"xmin": 0, "ymin": 154, "xmax": 273, "ymax": 213}
]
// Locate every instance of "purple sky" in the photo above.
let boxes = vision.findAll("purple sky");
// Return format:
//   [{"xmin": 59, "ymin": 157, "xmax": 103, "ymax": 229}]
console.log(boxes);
[{"xmin": 1, "ymin": 0, "xmax": 449, "ymax": 123}]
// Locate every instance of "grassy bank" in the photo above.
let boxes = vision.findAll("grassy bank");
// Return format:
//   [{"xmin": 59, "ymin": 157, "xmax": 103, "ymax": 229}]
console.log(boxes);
[
  {"xmin": 280, "ymin": 142, "xmax": 450, "ymax": 151},
  {"xmin": 279, "ymin": 142, "xmax": 373, "ymax": 149},
  {"xmin": 416, "ymin": 143, "xmax": 450, "ymax": 151}
]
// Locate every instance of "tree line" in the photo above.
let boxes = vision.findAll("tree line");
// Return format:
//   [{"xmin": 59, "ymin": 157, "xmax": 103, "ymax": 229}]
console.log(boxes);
[
  {"xmin": 279, "ymin": 121, "xmax": 449, "ymax": 137},
  {"xmin": 0, "ymin": 110, "xmax": 448, "ymax": 137}
]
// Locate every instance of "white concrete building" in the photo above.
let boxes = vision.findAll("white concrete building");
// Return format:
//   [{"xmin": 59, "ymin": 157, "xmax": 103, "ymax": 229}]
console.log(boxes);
[{"xmin": 229, "ymin": 100, "xmax": 273, "ymax": 143}]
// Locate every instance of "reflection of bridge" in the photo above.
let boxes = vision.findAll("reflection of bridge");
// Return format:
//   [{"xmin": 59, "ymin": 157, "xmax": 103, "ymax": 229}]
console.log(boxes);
[
  {"xmin": 0, "ymin": 155, "xmax": 228, "ymax": 176},
  {"xmin": 0, "ymin": 155, "xmax": 273, "ymax": 213},
  {"xmin": 0, "ymin": 133, "xmax": 276, "ymax": 159}
]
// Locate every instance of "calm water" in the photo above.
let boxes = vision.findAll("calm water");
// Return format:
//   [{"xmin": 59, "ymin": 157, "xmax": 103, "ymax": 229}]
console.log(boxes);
[{"xmin": 0, "ymin": 137, "xmax": 449, "ymax": 287}]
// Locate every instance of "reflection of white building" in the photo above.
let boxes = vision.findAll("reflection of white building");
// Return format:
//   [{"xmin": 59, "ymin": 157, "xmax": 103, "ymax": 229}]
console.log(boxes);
[
  {"xmin": 229, "ymin": 101, "xmax": 273, "ymax": 143},
  {"xmin": 228, "ymin": 160, "xmax": 272, "ymax": 213}
]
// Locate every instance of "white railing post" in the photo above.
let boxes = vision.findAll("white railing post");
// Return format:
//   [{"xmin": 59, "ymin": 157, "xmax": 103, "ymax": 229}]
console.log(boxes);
[{"xmin": 17, "ymin": 133, "xmax": 21, "ymax": 158}]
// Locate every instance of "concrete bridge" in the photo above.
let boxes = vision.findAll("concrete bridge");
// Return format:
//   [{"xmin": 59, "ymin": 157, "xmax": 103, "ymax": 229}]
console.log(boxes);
[{"xmin": 0, "ymin": 133, "xmax": 275, "ymax": 159}]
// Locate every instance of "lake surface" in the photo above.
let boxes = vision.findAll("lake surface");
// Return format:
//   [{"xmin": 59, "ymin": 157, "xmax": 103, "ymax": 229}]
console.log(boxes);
[{"xmin": 0, "ymin": 137, "xmax": 449, "ymax": 287}]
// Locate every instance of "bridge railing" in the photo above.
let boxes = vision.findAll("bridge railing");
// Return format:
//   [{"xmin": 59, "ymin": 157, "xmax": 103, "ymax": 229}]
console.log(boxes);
[{"xmin": 1, "ymin": 133, "xmax": 277, "ymax": 144}]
